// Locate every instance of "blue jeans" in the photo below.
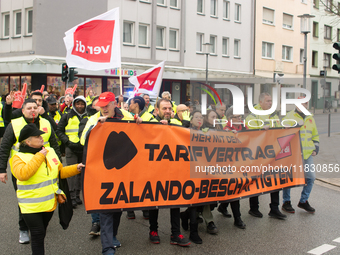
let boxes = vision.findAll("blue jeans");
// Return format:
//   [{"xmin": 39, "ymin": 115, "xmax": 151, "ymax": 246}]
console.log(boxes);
[
  {"xmin": 100, "ymin": 212, "xmax": 122, "ymax": 255},
  {"xmin": 91, "ymin": 213, "xmax": 100, "ymax": 223},
  {"xmin": 282, "ymin": 155, "xmax": 316, "ymax": 204}
]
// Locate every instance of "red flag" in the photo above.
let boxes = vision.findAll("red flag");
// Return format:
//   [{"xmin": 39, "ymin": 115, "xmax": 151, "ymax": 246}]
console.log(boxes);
[
  {"xmin": 129, "ymin": 61, "xmax": 165, "ymax": 96},
  {"xmin": 63, "ymin": 8, "xmax": 121, "ymax": 71}
]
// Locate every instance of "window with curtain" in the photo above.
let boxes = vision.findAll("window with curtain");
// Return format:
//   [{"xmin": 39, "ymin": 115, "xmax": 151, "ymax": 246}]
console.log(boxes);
[
  {"xmin": 139, "ymin": 24, "xmax": 148, "ymax": 46},
  {"xmin": 223, "ymin": 0, "xmax": 230, "ymax": 19},
  {"xmin": 210, "ymin": 35, "xmax": 216, "ymax": 54},
  {"xmin": 170, "ymin": 0, "xmax": 178, "ymax": 8},
  {"xmin": 197, "ymin": 0, "xmax": 204, "ymax": 13},
  {"xmin": 123, "ymin": 21, "xmax": 134, "ymax": 44},
  {"xmin": 211, "ymin": 0, "xmax": 217, "ymax": 16},
  {"xmin": 282, "ymin": 13, "xmax": 293, "ymax": 29},
  {"xmin": 263, "ymin": 7, "xmax": 274, "ymax": 24},
  {"xmin": 156, "ymin": 27, "xmax": 165, "ymax": 48},
  {"xmin": 235, "ymin": 4, "xmax": 241, "ymax": 22},
  {"xmin": 234, "ymin": 39, "xmax": 240, "ymax": 57},
  {"xmin": 26, "ymin": 9, "xmax": 33, "ymax": 34},
  {"xmin": 169, "ymin": 29, "xmax": 178, "ymax": 49},
  {"xmin": 196, "ymin": 33, "xmax": 204, "ymax": 52},
  {"xmin": 3, "ymin": 13, "xmax": 10, "ymax": 37},
  {"xmin": 262, "ymin": 42, "xmax": 274, "ymax": 58},
  {"xmin": 282, "ymin": 45, "xmax": 293, "ymax": 61},
  {"xmin": 15, "ymin": 11, "xmax": 22, "ymax": 35},
  {"xmin": 324, "ymin": 25, "xmax": 332, "ymax": 39},
  {"xmin": 222, "ymin": 37, "xmax": 229, "ymax": 55}
]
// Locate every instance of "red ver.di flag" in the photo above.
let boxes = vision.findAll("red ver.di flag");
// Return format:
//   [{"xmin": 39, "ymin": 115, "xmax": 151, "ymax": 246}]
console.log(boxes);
[
  {"xmin": 129, "ymin": 61, "xmax": 165, "ymax": 96},
  {"xmin": 63, "ymin": 8, "xmax": 121, "ymax": 71}
]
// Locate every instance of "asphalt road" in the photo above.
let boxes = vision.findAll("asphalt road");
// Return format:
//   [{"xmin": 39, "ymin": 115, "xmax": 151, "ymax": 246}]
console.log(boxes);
[{"xmin": 1, "ymin": 174, "xmax": 340, "ymax": 255}]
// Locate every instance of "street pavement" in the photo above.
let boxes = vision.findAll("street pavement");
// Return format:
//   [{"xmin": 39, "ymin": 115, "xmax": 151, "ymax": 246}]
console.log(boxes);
[{"xmin": 1, "ymin": 111, "xmax": 340, "ymax": 254}]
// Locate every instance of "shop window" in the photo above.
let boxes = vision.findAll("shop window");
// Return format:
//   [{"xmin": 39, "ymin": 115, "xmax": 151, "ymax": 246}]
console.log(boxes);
[
  {"xmin": 0, "ymin": 76, "xmax": 9, "ymax": 96},
  {"xmin": 86, "ymin": 78, "xmax": 102, "ymax": 97},
  {"xmin": 68, "ymin": 78, "xmax": 84, "ymax": 97},
  {"xmin": 10, "ymin": 76, "xmax": 20, "ymax": 91},
  {"xmin": 21, "ymin": 76, "xmax": 31, "ymax": 94},
  {"xmin": 47, "ymin": 76, "xmax": 65, "ymax": 98}
]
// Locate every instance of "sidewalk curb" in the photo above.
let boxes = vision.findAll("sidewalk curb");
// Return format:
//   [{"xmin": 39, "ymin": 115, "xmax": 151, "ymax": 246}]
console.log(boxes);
[{"xmin": 316, "ymin": 178, "xmax": 340, "ymax": 188}]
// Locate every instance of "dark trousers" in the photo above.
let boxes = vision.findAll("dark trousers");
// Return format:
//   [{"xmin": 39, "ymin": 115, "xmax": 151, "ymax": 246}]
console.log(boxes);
[
  {"xmin": 100, "ymin": 212, "xmax": 122, "ymax": 255},
  {"xmin": 220, "ymin": 201, "xmax": 241, "ymax": 218},
  {"xmin": 22, "ymin": 212, "xmax": 54, "ymax": 255},
  {"xmin": 12, "ymin": 174, "xmax": 28, "ymax": 231},
  {"xmin": 65, "ymin": 147, "xmax": 82, "ymax": 199},
  {"xmin": 249, "ymin": 191, "xmax": 280, "ymax": 211},
  {"xmin": 149, "ymin": 208, "xmax": 181, "ymax": 236}
]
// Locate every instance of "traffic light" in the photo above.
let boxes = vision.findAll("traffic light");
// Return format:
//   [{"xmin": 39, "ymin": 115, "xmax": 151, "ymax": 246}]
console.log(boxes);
[
  {"xmin": 332, "ymin": 42, "xmax": 340, "ymax": 73},
  {"xmin": 69, "ymin": 67, "xmax": 78, "ymax": 82},
  {"xmin": 61, "ymin": 63, "xmax": 68, "ymax": 82}
]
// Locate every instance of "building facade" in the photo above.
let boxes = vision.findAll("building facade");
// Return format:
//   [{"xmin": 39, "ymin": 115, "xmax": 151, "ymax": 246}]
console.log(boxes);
[{"xmin": 0, "ymin": 0, "xmax": 255, "ymax": 106}]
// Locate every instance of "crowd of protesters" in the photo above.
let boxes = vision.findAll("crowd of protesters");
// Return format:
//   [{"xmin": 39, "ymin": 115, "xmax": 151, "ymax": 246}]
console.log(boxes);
[{"xmin": 0, "ymin": 85, "xmax": 319, "ymax": 255}]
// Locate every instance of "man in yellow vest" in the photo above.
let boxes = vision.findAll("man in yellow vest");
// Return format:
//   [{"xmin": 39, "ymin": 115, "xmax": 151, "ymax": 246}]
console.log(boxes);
[
  {"xmin": 56, "ymin": 96, "xmax": 88, "ymax": 209},
  {"xmin": 215, "ymin": 103, "xmax": 227, "ymax": 128},
  {"xmin": 0, "ymin": 98, "xmax": 60, "ymax": 244},
  {"xmin": 80, "ymin": 92, "xmax": 141, "ymax": 253},
  {"xmin": 143, "ymin": 93, "xmax": 154, "ymax": 114},
  {"xmin": 282, "ymin": 99, "xmax": 319, "ymax": 213},
  {"xmin": 128, "ymin": 96, "xmax": 155, "ymax": 122},
  {"xmin": 46, "ymin": 95, "xmax": 62, "ymax": 125},
  {"xmin": 245, "ymin": 92, "xmax": 286, "ymax": 220},
  {"xmin": 173, "ymin": 104, "xmax": 190, "ymax": 127},
  {"xmin": 148, "ymin": 98, "xmax": 191, "ymax": 247}
]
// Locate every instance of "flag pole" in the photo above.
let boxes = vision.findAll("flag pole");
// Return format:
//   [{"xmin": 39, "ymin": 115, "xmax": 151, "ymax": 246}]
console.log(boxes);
[{"xmin": 119, "ymin": 67, "xmax": 123, "ymax": 108}]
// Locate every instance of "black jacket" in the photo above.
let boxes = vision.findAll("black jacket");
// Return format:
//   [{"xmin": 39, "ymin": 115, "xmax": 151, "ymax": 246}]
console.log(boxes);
[
  {"xmin": 56, "ymin": 109, "xmax": 88, "ymax": 154},
  {"xmin": 4, "ymin": 100, "xmax": 58, "ymax": 132},
  {"xmin": 0, "ymin": 115, "xmax": 61, "ymax": 174}
]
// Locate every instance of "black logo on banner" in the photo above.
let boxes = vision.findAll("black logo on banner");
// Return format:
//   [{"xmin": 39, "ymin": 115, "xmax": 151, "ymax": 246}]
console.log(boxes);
[{"xmin": 103, "ymin": 131, "xmax": 137, "ymax": 170}]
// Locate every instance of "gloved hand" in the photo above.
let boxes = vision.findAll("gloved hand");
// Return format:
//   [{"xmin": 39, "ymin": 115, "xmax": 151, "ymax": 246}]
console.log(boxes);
[
  {"xmin": 182, "ymin": 110, "xmax": 190, "ymax": 121},
  {"xmin": 13, "ymin": 83, "xmax": 27, "ymax": 108}
]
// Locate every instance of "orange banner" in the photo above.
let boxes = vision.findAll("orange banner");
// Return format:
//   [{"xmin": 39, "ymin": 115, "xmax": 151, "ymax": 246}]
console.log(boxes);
[{"xmin": 83, "ymin": 120, "xmax": 305, "ymax": 213}]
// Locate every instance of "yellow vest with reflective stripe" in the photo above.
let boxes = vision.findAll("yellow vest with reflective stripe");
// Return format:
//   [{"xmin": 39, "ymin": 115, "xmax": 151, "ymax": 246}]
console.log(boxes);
[
  {"xmin": 52, "ymin": 111, "xmax": 62, "ymax": 124},
  {"xmin": 245, "ymin": 104, "xmax": 281, "ymax": 130},
  {"xmin": 283, "ymin": 110, "xmax": 319, "ymax": 159},
  {"xmin": 11, "ymin": 117, "xmax": 52, "ymax": 159},
  {"xmin": 65, "ymin": 115, "xmax": 88, "ymax": 143},
  {"xmin": 80, "ymin": 112, "xmax": 100, "ymax": 146},
  {"xmin": 140, "ymin": 111, "xmax": 155, "ymax": 122},
  {"xmin": 0, "ymin": 103, "xmax": 4, "ymax": 127},
  {"xmin": 15, "ymin": 148, "xmax": 63, "ymax": 214},
  {"xmin": 146, "ymin": 104, "xmax": 154, "ymax": 113},
  {"xmin": 86, "ymin": 96, "xmax": 93, "ymax": 105}
]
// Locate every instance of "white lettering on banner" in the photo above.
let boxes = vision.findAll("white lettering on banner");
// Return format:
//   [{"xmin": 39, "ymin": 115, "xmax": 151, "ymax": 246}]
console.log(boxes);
[
  {"xmin": 143, "ymin": 80, "xmax": 154, "ymax": 86},
  {"xmin": 75, "ymin": 40, "xmax": 110, "ymax": 55}
]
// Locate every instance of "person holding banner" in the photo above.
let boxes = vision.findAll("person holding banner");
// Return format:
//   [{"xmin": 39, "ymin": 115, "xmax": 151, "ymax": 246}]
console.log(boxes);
[
  {"xmin": 245, "ymin": 92, "xmax": 286, "ymax": 220},
  {"xmin": 11, "ymin": 123, "xmax": 84, "ymax": 255},
  {"xmin": 148, "ymin": 98, "xmax": 191, "ymax": 246},
  {"xmin": 281, "ymin": 99, "xmax": 319, "ymax": 213},
  {"xmin": 218, "ymin": 107, "xmax": 247, "ymax": 229},
  {"xmin": 80, "ymin": 92, "xmax": 141, "ymax": 254}
]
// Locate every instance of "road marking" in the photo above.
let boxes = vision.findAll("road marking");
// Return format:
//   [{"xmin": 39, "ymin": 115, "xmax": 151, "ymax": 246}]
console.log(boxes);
[
  {"xmin": 307, "ymin": 244, "xmax": 336, "ymax": 255},
  {"xmin": 332, "ymin": 237, "xmax": 340, "ymax": 243}
]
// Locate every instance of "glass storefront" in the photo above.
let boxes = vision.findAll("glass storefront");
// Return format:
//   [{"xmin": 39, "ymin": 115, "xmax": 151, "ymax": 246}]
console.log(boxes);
[
  {"xmin": 0, "ymin": 76, "xmax": 9, "ymax": 96},
  {"xmin": 21, "ymin": 76, "xmax": 32, "ymax": 94},
  {"xmin": 68, "ymin": 78, "xmax": 84, "ymax": 98},
  {"xmin": 10, "ymin": 76, "xmax": 20, "ymax": 91},
  {"xmin": 86, "ymin": 78, "xmax": 102, "ymax": 97},
  {"xmin": 46, "ymin": 76, "xmax": 65, "ymax": 98}
]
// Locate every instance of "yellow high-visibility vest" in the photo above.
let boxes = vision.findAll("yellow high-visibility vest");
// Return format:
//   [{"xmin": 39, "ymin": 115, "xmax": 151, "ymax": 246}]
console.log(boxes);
[
  {"xmin": 15, "ymin": 148, "xmax": 63, "ymax": 214},
  {"xmin": 0, "ymin": 103, "xmax": 4, "ymax": 127},
  {"xmin": 65, "ymin": 115, "xmax": 88, "ymax": 143}
]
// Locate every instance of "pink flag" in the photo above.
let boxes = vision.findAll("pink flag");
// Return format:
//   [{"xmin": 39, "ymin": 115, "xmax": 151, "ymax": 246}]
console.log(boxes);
[
  {"xmin": 129, "ymin": 61, "xmax": 165, "ymax": 96},
  {"xmin": 63, "ymin": 8, "xmax": 121, "ymax": 71}
]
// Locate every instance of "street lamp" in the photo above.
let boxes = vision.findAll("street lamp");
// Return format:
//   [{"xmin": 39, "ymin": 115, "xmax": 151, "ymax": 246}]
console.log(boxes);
[
  {"xmin": 203, "ymin": 43, "xmax": 212, "ymax": 85},
  {"xmin": 298, "ymin": 14, "xmax": 315, "ymax": 89}
]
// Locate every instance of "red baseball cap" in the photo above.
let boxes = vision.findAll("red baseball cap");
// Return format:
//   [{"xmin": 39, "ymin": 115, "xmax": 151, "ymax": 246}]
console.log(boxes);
[{"xmin": 96, "ymin": 92, "xmax": 116, "ymax": 107}]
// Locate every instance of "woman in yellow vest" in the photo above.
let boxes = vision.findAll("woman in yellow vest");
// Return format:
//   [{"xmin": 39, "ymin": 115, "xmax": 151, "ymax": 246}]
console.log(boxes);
[{"xmin": 11, "ymin": 123, "xmax": 84, "ymax": 255}]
